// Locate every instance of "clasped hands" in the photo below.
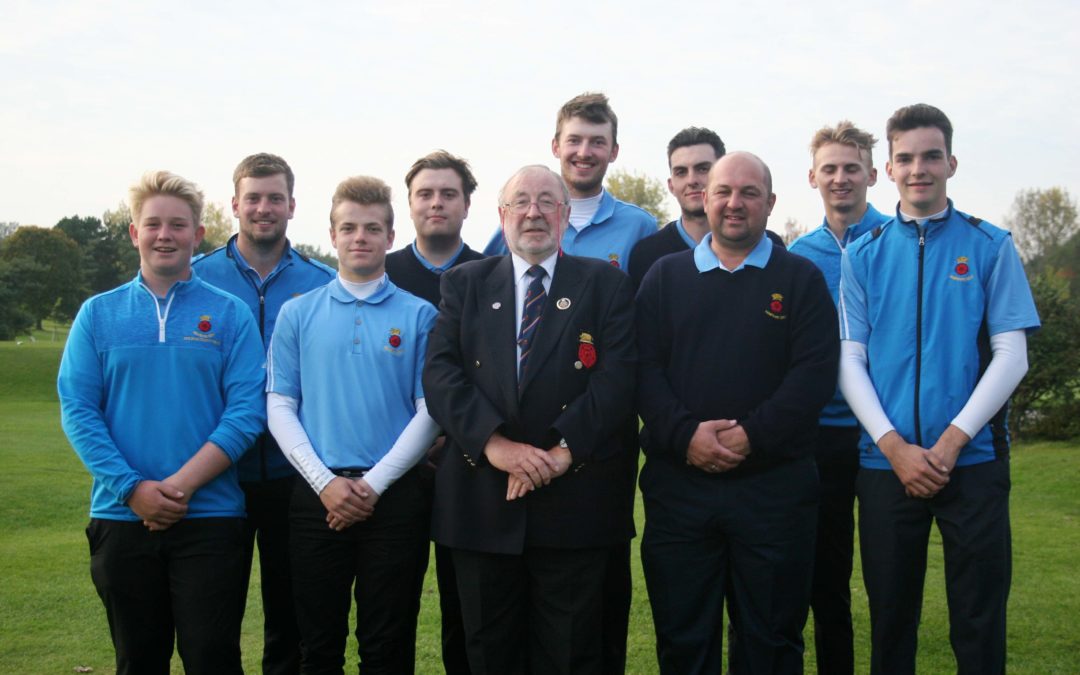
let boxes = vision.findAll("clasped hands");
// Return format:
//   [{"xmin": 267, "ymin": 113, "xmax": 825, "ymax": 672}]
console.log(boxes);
[
  {"xmin": 878, "ymin": 426, "xmax": 969, "ymax": 499},
  {"xmin": 686, "ymin": 419, "xmax": 750, "ymax": 474},
  {"xmin": 484, "ymin": 432, "xmax": 572, "ymax": 501},
  {"xmin": 320, "ymin": 477, "xmax": 379, "ymax": 531}
]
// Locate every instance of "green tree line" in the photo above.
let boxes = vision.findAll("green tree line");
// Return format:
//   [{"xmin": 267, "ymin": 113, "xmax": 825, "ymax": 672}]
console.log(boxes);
[
  {"xmin": 1, "ymin": 187, "xmax": 1076, "ymax": 440},
  {"xmin": 0, "ymin": 203, "xmax": 334, "ymax": 340}
]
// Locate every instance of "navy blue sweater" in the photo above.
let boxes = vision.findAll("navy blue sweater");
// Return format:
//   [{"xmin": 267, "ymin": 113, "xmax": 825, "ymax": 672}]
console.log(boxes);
[{"xmin": 635, "ymin": 245, "xmax": 838, "ymax": 474}]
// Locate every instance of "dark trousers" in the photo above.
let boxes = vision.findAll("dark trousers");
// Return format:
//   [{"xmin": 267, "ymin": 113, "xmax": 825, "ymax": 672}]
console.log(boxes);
[
  {"xmin": 289, "ymin": 469, "xmax": 429, "ymax": 675},
  {"xmin": 641, "ymin": 457, "xmax": 818, "ymax": 675},
  {"xmin": 435, "ymin": 542, "xmax": 471, "ymax": 675},
  {"xmin": 857, "ymin": 459, "xmax": 1011, "ymax": 675},
  {"xmin": 421, "ymin": 458, "xmax": 471, "ymax": 675},
  {"xmin": 86, "ymin": 517, "xmax": 246, "ymax": 675},
  {"xmin": 453, "ymin": 546, "xmax": 609, "ymax": 675},
  {"xmin": 601, "ymin": 540, "xmax": 632, "ymax": 675},
  {"xmin": 240, "ymin": 475, "xmax": 302, "ymax": 675},
  {"xmin": 809, "ymin": 425, "xmax": 860, "ymax": 675}
]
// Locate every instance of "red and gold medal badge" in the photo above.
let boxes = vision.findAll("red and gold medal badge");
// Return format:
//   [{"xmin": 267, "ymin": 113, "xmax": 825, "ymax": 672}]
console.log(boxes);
[
  {"xmin": 951, "ymin": 256, "xmax": 973, "ymax": 281},
  {"xmin": 578, "ymin": 331, "xmax": 597, "ymax": 369},
  {"xmin": 197, "ymin": 315, "xmax": 212, "ymax": 332},
  {"xmin": 388, "ymin": 328, "xmax": 402, "ymax": 348},
  {"xmin": 765, "ymin": 293, "xmax": 787, "ymax": 320},
  {"xmin": 608, "ymin": 253, "xmax": 621, "ymax": 268}
]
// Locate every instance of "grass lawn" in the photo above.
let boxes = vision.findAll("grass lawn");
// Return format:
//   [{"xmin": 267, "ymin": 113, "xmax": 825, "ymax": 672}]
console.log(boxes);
[{"xmin": 1, "ymin": 337, "xmax": 1077, "ymax": 673}]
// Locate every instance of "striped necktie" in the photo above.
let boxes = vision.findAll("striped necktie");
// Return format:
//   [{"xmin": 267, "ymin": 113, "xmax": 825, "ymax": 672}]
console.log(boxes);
[{"xmin": 517, "ymin": 264, "xmax": 547, "ymax": 381}]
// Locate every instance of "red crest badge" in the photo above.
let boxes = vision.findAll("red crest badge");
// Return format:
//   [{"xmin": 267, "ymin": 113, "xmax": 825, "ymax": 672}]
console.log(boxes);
[
  {"xmin": 765, "ymin": 293, "xmax": 786, "ymax": 320},
  {"xmin": 955, "ymin": 256, "xmax": 970, "ymax": 276},
  {"xmin": 388, "ymin": 328, "xmax": 402, "ymax": 348},
  {"xmin": 578, "ymin": 331, "xmax": 597, "ymax": 368},
  {"xmin": 198, "ymin": 315, "xmax": 212, "ymax": 332},
  {"xmin": 608, "ymin": 253, "xmax": 621, "ymax": 268}
]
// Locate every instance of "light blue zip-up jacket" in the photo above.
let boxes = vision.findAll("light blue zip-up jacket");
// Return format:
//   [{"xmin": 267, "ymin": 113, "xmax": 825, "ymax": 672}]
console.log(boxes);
[
  {"xmin": 839, "ymin": 201, "xmax": 1039, "ymax": 469},
  {"xmin": 58, "ymin": 272, "xmax": 266, "ymax": 520}
]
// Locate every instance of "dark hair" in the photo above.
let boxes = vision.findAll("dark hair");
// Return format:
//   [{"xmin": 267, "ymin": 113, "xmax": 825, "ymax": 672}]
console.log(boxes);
[
  {"xmin": 667, "ymin": 127, "xmax": 726, "ymax": 166},
  {"xmin": 886, "ymin": 104, "xmax": 954, "ymax": 157},
  {"xmin": 404, "ymin": 150, "xmax": 478, "ymax": 205},
  {"xmin": 555, "ymin": 92, "xmax": 618, "ymax": 145},
  {"xmin": 233, "ymin": 153, "xmax": 295, "ymax": 197}
]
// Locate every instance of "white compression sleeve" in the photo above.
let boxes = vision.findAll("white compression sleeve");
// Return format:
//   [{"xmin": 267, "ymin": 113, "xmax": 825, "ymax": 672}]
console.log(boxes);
[
  {"xmin": 838, "ymin": 340, "xmax": 895, "ymax": 443},
  {"xmin": 363, "ymin": 398, "xmax": 441, "ymax": 495},
  {"xmin": 267, "ymin": 392, "xmax": 334, "ymax": 494},
  {"xmin": 950, "ymin": 330, "xmax": 1028, "ymax": 438}
]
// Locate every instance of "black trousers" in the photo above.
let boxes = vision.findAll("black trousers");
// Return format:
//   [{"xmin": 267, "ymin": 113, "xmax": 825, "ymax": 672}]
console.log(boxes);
[
  {"xmin": 641, "ymin": 457, "xmax": 818, "ymax": 675},
  {"xmin": 240, "ymin": 475, "xmax": 302, "ymax": 675},
  {"xmin": 857, "ymin": 459, "xmax": 1011, "ymax": 675},
  {"xmin": 809, "ymin": 425, "xmax": 860, "ymax": 675},
  {"xmin": 86, "ymin": 517, "xmax": 246, "ymax": 675},
  {"xmin": 289, "ymin": 469, "xmax": 429, "ymax": 675},
  {"xmin": 601, "ymin": 540, "xmax": 632, "ymax": 675},
  {"xmin": 453, "ymin": 546, "xmax": 609, "ymax": 675}
]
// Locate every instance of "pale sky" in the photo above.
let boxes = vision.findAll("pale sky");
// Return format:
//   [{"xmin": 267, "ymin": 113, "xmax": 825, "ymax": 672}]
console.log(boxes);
[{"xmin": 4, "ymin": 0, "xmax": 1078, "ymax": 253}]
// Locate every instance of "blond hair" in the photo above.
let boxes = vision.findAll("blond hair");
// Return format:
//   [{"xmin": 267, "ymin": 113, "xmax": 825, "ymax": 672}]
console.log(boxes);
[
  {"xmin": 330, "ymin": 176, "xmax": 394, "ymax": 229},
  {"xmin": 129, "ymin": 170, "xmax": 205, "ymax": 224}
]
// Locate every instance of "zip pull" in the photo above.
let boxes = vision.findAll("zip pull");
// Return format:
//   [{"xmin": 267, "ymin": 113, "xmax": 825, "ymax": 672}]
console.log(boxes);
[{"xmin": 918, "ymin": 224, "xmax": 926, "ymax": 247}]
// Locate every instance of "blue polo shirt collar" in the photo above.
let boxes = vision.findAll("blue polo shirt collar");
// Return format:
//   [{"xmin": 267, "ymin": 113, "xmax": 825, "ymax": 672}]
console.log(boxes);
[
  {"xmin": 411, "ymin": 240, "xmax": 464, "ymax": 274},
  {"xmin": 674, "ymin": 218, "xmax": 698, "ymax": 249},
  {"xmin": 227, "ymin": 235, "xmax": 295, "ymax": 282},
  {"xmin": 327, "ymin": 274, "xmax": 396, "ymax": 305},
  {"xmin": 694, "ymin": 232, "xmax": 773, "ymax": 273}
]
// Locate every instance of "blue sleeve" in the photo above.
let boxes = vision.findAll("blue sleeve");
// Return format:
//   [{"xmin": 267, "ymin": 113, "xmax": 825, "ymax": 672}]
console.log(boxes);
[
  {"xmin": 839, "ymin": 249, "xmax": 869, "ymax": 343},
  {"xmin": 207, "ymin": 302, "xmax": 267, "ymax": 462},
  {"xmin": 58, "ymin": 302, "xmax": 142, "ymax": 504},
  {"xmin": 267, "ymin": 299, "xmax": 303, "ymax": 399},
  {"xmin": 482, "ymin": 227, "xmax": 508, "ymax": 256},
  {"xmin": 986, "ymin": 235, "xmax": 1040, "ymax": 335}
]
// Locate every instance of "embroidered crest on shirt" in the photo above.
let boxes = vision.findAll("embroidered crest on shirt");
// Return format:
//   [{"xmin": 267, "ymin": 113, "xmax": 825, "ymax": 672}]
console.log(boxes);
[
  {"xmin": 950, "ymin": 256, "xmax": 973, "ymax": 282},
  {"xmin": 184, "ymin": 314, "xmax": 221, "ymax": 345},
  {"xmin": 765, "ymin": 293, "xmax": 787, "ymax": 320},
  {"xmin": 385, "ymin": 327, "xmax": 403, "ymax": 352},
  {"xmin": 577, "ymin": 331, "xmax": 597, "ymax": 369},
  {"xmin": 608, "ymin": 253, "xmax": 621, "ymax": 268}
]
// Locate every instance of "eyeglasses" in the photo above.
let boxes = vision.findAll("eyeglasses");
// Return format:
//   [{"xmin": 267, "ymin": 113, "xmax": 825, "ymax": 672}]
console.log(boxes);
[{"xmin": 503, "ymin": 197, "xmax": 565, "ymax": 215}]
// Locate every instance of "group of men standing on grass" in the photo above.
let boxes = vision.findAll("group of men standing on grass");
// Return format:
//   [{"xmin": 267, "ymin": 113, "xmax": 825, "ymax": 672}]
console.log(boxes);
[{"xmin": 58, "ymin": 92, "xmax": 1039, "ymax": 675}]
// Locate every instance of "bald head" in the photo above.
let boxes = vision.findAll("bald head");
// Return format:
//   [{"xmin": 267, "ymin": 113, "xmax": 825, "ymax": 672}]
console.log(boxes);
[{"xmin": 708, "ymin": 151, "xmax": 772, "ymax": 195}]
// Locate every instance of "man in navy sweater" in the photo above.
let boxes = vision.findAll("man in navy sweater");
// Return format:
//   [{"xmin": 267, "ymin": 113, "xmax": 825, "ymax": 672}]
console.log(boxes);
[
  {"xmin": 637, "ymin": 152, "xmax": 839, "ymax": 674},
  {"xmin": 385, "ymin": 150, "xmax": 484, "ymax": 675}
]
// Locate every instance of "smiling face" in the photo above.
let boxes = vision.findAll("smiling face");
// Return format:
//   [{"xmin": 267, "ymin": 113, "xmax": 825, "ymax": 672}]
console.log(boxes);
[
  {"xmin": 552, "ymin": 116, "xmax": 619, "ymax": 198},
  {"xmin": 232, "ymin": 174, "xmax": 295, "ymax": 249},
  {"xmin": 886, "ymin": 126, "xmax": 957, "ymax": 217},
  {"xmin": 809, "ymin": 142, "xmax": 877, "ymax": 216},
  {"xmin": 330, "ymin": 201, "xmax": 394, "ymax": 282},
  {"xmin": 669, "ymin": 143, "xmax": 719, "ymax": 218},
  {"xmin": 500, "ymin": 167, "xmax": 568, "ymax": 264},
  {"xmin": 704, "ymin": 153, "xmax": 776, "ymax": 252},
  {"xmin": 130, "ymin": 194, "xmax": 205, "ymax": 288},
  {"xmin": 408, "ymin": 168, "xmax": 469, "ymax": 241}
]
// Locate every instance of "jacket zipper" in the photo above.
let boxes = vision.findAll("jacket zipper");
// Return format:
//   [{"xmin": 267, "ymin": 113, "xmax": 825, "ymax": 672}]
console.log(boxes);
[{"xmin": 914, "ymin": 226, "xmax": 926, "ymax": 446}]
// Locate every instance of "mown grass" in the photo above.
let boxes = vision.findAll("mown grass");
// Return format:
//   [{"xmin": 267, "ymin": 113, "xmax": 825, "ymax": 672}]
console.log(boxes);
[{"xmin": 0, "ymin": 338, "xmax": 1077, "ymax": 673}]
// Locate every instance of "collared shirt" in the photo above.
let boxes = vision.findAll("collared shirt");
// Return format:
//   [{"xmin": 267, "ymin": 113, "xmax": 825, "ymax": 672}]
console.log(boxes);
[
  {"xmin": 411, "ymin": 239, "xmax": 465, "ymax": 274},
  {"xmin": 511, "ymin": 252, "xmax": 557, "ymax": 367},
  {"xmin": 693, "ymin": 232, "xmax": 774, "ymax": 273},
  {"xmin": 673, "ymin": 217, "xmax": 698, "ymax": 249},
  {"xmin": 267, "ymin": 276, "xmax": 437, "ymax": 470}
]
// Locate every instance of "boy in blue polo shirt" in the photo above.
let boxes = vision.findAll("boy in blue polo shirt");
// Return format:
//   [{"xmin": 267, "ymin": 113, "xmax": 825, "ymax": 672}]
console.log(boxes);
[
  {"xmin": 58, "ymin": 170, "xmax": 265, "ymax": 675},
  {"xmin": 839, "ymin": 104, "xmax": 1040, "ymax": 674},
  {"xmin": 267, "ymin": 175, "xmax": 439, "ymax": 673}
]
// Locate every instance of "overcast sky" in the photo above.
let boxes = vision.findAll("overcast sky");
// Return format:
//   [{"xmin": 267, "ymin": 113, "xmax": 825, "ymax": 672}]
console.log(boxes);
[{"xmin": 4, "ymin": 0, "xmax": 1078, "ymax": 252}]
